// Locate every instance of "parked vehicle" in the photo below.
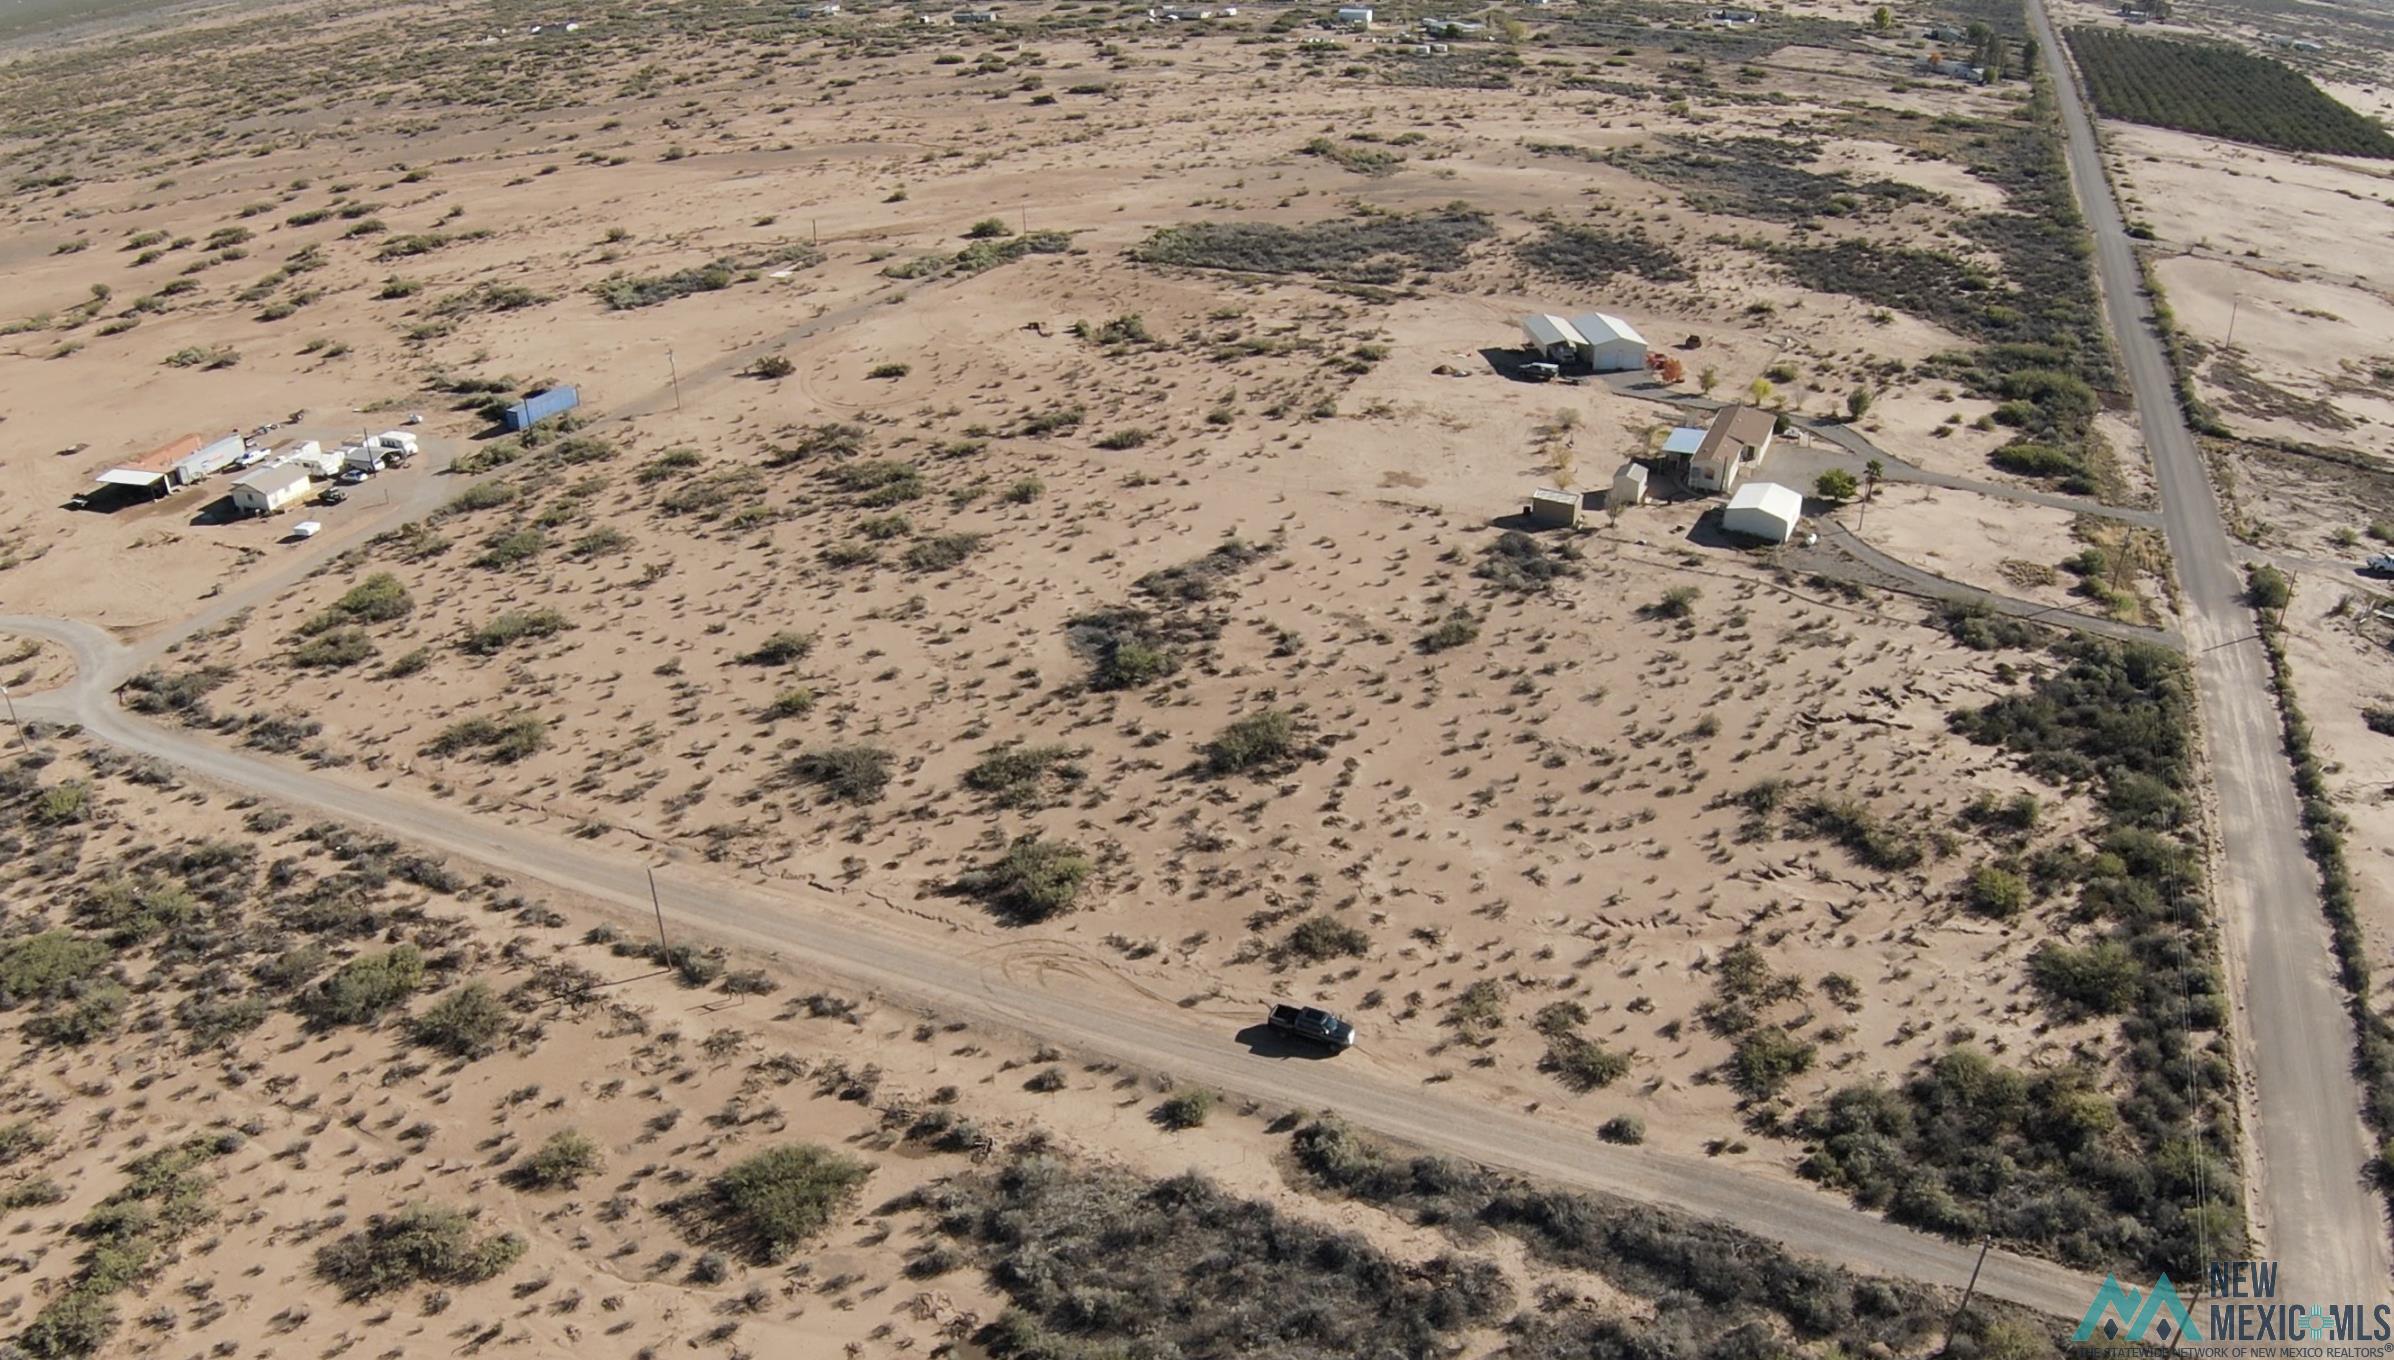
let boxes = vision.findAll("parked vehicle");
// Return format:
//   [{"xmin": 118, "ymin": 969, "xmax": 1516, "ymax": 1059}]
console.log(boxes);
[
  {"xmin": 290, "ymin": 521, "xmax": 322, "ymax": 540},
  {"xmin": 318, "ymin": 488, "xmax": 347, "ymax": 506},
  {"xmin": 337, "ymin": 468, "xmax": 369, "ymax": 485},
  {"xmin": 1523, "ymin": 362, "xmax": 1560, "ymax": 382},
  {"xmin": 1266, "ymin": 1003, "xmax": 1357, "ymax": 1050},
  {"xmin": 2366, "ymin": 554, "xmax": 2394, "ymax": 576}
]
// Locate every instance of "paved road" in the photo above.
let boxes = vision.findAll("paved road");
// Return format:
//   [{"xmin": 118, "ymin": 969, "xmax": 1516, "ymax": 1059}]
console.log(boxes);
[
  {"xmin": 2029, "ymin": 0, "xmax": 2391, "ymax": 1296},
  {"xmin": 0, "ymin": 614, "xmax": 2103, "ymax": 1318}
]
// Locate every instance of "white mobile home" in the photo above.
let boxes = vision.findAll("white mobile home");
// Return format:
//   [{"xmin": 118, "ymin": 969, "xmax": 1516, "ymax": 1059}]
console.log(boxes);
[
  {"xmin": 1566, "ymin": 311, "xmax": 1649, "ymax": 372},
  {"xmin": 229, "ymin": 462, "xmax": 313, "ymax": 516},
  {"xmin": 1336, "ymin": 5, "xmax": 1373, "ymax": 25}
]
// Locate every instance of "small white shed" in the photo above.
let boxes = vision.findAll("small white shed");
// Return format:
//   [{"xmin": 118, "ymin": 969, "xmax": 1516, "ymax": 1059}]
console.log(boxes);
[
  {"xmin": 1722, "ymin": 481, "xmax": 1803, "ymax": 544},
  {"xmin": 1336, "ymin": 5, "xmax": 1373, "ymax": 25},
  {"xmin": 230, "ymin": 462, "xmax": 313, "ymax": 516},
  {"xmin": 1528, "ymin": 487, "xmax": 1582, "ymax": 528},
  {"xmin": 1609, "ymin": 462, "xmax": 1649, "ymax": 510},
  {"xmin": 1566, "ymin": 312, "xmax": 1650, "ymax": 372}
]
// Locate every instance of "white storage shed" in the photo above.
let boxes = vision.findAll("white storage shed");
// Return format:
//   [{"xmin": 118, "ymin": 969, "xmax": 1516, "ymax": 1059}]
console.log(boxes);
[
  {"xmin": 1609, "ymin": 462, "xmax": 1649, "ymax": 510},
  {"xmin": 1722, "ymin": 481, "xmax": 1803, "ymax": 544},
  {"xmin": 1520, "ymin": 314, "xmax": 1586, "ymax": 364},
  {"xmin": 1566, "ymin": 312, "xmax": 1650, "ymax": 372}
]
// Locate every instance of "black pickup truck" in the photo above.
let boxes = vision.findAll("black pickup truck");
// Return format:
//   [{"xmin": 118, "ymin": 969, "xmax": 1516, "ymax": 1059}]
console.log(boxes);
[{"xmin": 1267, "ymin": 1003, "xmax": 1357, "ymax": 1050}]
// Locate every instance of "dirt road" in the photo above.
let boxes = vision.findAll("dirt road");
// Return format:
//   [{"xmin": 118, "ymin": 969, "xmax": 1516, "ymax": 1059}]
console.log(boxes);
[
  {"xmin": 2029, "ymin": 0, "xmax": 2391, "ymax": 1296},
  {"xmin": 0, "ymin": 613, "xmax": 2102, "ymax": 1318}
]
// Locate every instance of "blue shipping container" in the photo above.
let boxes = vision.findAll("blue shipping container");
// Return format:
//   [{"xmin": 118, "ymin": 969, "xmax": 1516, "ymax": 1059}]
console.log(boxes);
[{"xmin": 503, "ymin": 385, "xmax": 580, "ymax": 432}]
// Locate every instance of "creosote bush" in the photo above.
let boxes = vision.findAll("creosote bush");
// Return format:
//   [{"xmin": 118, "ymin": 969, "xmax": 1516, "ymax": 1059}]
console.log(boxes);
[
  {"xmin": 700, "ymin": 1144, "xmax": 871, "ymax": 1264},
  {"xmin": 314, "ymin": 1203, "xmax": 526, "ymax": 1300},
  {"xmin": 954, "ymin": 836, "xmax": 1093, "ymax": 924}
]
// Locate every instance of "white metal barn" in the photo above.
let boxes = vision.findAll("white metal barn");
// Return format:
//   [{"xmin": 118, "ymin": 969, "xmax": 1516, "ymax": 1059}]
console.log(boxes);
[
  {"xmin": 230, "ymin": 463, "xmax": 312, "ymax": 516},
  {"xmin": 1567, "ymin": 312, "xmax": 1649, "ymax": 372},
  {"xmin": 1721, "ymin": 481, "xmax": 1803, "ymax": 543},
  {"xmin": 1520, "ymin": 314, "xmax": 1585, "ymax": 364}
]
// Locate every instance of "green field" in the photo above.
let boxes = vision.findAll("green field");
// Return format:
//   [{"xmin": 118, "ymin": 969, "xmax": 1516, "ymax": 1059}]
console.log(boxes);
[{"xmin": 2066, "ymin": 27, "xmax": 2394, "ymax": 157}]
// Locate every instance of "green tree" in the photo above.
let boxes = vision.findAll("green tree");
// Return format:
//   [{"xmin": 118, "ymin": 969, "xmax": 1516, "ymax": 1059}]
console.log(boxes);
[
  {"xmin": 1871, "ymin": 5, "xmax": 1892, "ymax": 30},
  {"xmin": 1846, "ymin": 387, "xmax": 1872, "ymax": 421},
  {"xmin": 1815, "ymin": 469, "xmax": 1860, "ymax": 501},
  {"xmin": 1747, "ymin": 376, "xmax": 1773, "ymax": 406},
  {"xmin": 1699, "ymin": 364, "xmax": 1719, "ymax": 394},
  {"xmin": 1864, "ymin": 458, "xmax": 1885, "ymax": 501}
]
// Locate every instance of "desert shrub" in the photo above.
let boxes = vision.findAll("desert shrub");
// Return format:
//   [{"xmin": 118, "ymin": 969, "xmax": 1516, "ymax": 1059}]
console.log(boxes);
[
  {"xmin": 1095, "ymin": 427, "xmax": 1151, "ymax": 450},
  {"xmin": 1477, "ymin": 531, "xmax": 1583, "ymax": 594},
  {"xmin": 1448, "ymin": 979, "xmax": 1507, "ymax": 1032},
  {"xmin": 752, "ymin": 353, "xmax": 795, "ymax": 378},
  {"xmin": 701, "ymin": 1144, "xmax": 871, "ymax": 1263},
  {"xmin": 423, "ymin": 713, "xmax": 549, "ymax": 762},
  {"xmin": 30, "ymin": 781, "xmax": 93, "ymax": 826},
  {"xmin": 0, "ymin": 1121, "xmax": 52, "ymax": 1166},
  {"xmin": 2245, "ymin": 563, "xmax": 2291, "ymax": 611},
  {"xmin": 790, "ymin": 746, "xmax": 893, "ymax": 804},
  {"xmin": 954, "ymin": 837, "xmax": 1093, "ymax": 924},
  {"xmin": 1729, "ymin": 1028, "xmax": 1816, "ymax": 1099},
  {"xmin": 1597, "ymin": 1114, "xmax": 1647, "ymax": 1145},
  {"xmin": 460, "ymin": 608, "xmax": 569, "ymax": 655},
  {"xmin": 314, "ymin": 1203, "xmax": 526, "ymax": 1300},
  {"xmin": 304, "ymin": 945, "xmax": 424, "ymax": 1026},
  {"xmin": 291, "ymin": 626, "xmax": 375, "ymax": 669},
  {"xmin": 472, "ymin": 526, "xmax": 545, "ymax": 570},
  {"xmin": 903, "ymin": 533, "xmax": 984, "ymax": 571},
  {"xmin": 304, "ymin": 573, "xmax": 412, "ymax": 630},
  {"xmin": 765, "ymin": 688, "xmax": 815, "ymax": 720},
  {"xmin": 659, "ymin": 944, "xmax": 724, "ymax": 987},
  {"xmin": 1155, "ymin": 1089, "xmax": 1217, "ymax": 1130},
  {"xmin": 1131, "ymin": 207, "xmax": 1493, "ymax": 284},
  {"xmin": 1641, "ymin": 585, "xmax": 1702, "ymax": 620},
  {"xmin": 962, "ymin": 745, "xmax": 1085, "ymax": 809},
  {"xmin": 592, "ymin": 260, "xmax": 736, "ymax": 310},
  {"xmin": 77, "ymin": 878, "xmax": 200, "ymax": 945},
  {"xmin": 511, "ymin": 1130, "xmax": 602, "ymax": 1191},
  {"xmin": 1419, "ymin": 610, "xmax": 1480, "ymax": 652},
  {"xmin": 1541, "ymin": 1033, "xmax": 1632, "ymax": 1091},
  {"xmin": 121, "ymin": 666, "xmax": 230, "ymax": 716},
  {"xmin": 176, "ymin": 994, "xmax": 269, "ymax": 1048},
  {"xmin": 741, "ymin": 630, "xmax": 814, "ymax": 666},
  {"xmin": 1790, "ymin": 797, "xmax": 1923, "ymax": 871},
  {"xmin": 2028, "ymin": 940, "xmax": 2141, "ymax": 1017},
  {"xmin": 1516, "ymin": 222, "xmax": 1690, "ymax": 285},
  {"xmin": 1283, "ymin": 914, "xmax": 1370, "ymax": 962},
  {"xmin": 1966, "ymin": 864, "xmax": 2029, "ymax": 918},
  {"xmin": 569, "ymin": 527, "xmax": 630, "ymax": 557},
  {"xmin": 821, "ymin": 458, "xmax": 922, "ymax": 501},
  {"xmin": 0, "ymin": 932, "xmax": 108, "ymax": 1003},
  {"xmin": 1204, "ymin": 708, "xmax": 1306, "ymax": 776},
  {"xmin": 410, "ymin": 982, "xmax": 511, "ymax": 1058}
]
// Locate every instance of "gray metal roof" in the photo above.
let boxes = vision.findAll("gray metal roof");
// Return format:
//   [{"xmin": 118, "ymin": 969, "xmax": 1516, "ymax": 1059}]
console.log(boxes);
[{"xmin": 1521, "ymin": 313, "xmax": 1585, "ymax": 349}]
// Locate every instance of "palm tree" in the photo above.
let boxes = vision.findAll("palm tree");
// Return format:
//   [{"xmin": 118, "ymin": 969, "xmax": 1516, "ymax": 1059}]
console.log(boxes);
[{"xmin": 1864, "ymin": 458, "xmax": 1885, "ymax": 502}]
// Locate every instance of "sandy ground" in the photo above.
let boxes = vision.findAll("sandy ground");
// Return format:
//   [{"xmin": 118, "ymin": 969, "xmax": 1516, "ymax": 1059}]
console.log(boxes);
[
  {"xmin": 0, "ymin": 0, "xmax": 2234, "ymax": 1334},
  {"xmin": 0, "ymin": 737, "xmax": 1697, "ymax": 1358},
  {"xmin": 1852, "ymin": 482, "xmax": 2094, "ymax": 612},
  {"xmin": 2103, "ymin": 121, "xmax": 2394, "ymax": 459}
]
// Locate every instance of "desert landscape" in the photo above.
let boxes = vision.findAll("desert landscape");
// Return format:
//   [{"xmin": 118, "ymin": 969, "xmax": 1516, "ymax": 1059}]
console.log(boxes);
[{"xmin": 0, "ymin": 0, "xmax": 2387, "ymax": 1349}]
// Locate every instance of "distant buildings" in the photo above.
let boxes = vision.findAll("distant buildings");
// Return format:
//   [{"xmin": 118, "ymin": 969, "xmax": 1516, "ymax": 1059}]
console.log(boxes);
[
  {"xmin": 1336, "ymin": 5, "xmax": 1374, "ymax": 27},
  {"xmin": 1920, "ymin": 53, "xmax": 1987, "ymax": 83}
]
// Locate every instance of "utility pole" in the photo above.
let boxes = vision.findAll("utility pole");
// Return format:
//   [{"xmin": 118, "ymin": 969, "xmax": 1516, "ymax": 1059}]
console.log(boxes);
[
  {"xmin": 2225, "ymin": 293, "xmax": 2242, "ymax": 352},
  {"xmin": 1937, "ymin": 1236, "xmax": 1992, "ymax": 1356},
  {"xmin": 0, "ymin": 684, "xmax": 23, "ymax": 752},
  {"xmin": 646, "ymin": 866, "xmax": 671, "ymax": 957},
  {"xmin": 668, "ymin": 348, "xmax": 682, "ymax": 412}
]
